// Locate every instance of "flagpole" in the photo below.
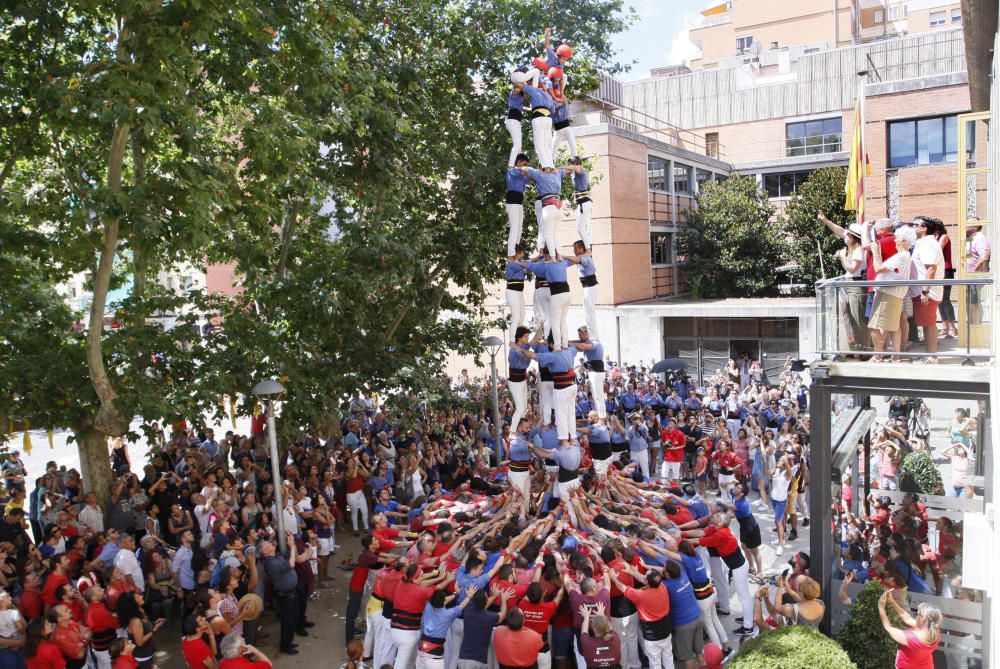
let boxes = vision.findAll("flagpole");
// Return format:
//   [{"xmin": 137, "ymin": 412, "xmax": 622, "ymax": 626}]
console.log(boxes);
[{"xmin": 856, "ymin": 69, "xmax": 869, "ymax": 231}]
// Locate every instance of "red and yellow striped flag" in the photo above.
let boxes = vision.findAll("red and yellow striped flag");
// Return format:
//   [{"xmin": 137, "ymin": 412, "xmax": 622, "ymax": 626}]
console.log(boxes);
[{"xmin": 844, "ymin": 96, "xmax": 871, "ymax": 222}]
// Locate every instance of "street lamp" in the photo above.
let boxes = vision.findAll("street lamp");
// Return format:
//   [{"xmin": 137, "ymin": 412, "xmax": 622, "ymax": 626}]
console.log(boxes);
[
  {"xmin": 253, "ymin": 378, "xmax": 287, "ymax": 552},
  {"xmin": 482, "ymin": 336, "xmax": 505, "ymax": 461}
]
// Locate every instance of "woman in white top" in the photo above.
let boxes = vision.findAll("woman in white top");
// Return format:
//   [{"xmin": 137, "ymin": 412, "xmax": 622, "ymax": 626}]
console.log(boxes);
[
  {"xmin": 769, "ymin": 456, "xmax": 793, "ymax": 557},
  {"xmin": 838, "ymin": 223, "xmax": 869, "ymax": 351}
]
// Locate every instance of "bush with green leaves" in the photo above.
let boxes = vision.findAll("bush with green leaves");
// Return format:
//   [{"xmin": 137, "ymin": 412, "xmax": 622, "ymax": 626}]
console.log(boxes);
[
  {"xmin": 838, "ymin": 580, "xmax": 902, "ymax": 669},
  {"xmin": 781, "ymin": 166, "xmax": 851, "ymax": 292},
  {"xmin": 900, "ymin": 450, "xmax": 945, "ymax": 495},
  {"xmin": 729, "ymin": 625, "xmax": 857, "ymax": 669}
]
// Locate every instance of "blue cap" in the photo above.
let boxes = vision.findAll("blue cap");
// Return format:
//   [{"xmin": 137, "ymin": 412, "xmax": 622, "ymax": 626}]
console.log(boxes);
[{"xmin": 561, "ymin": 536, "xmax": 579, "ymax": 551}]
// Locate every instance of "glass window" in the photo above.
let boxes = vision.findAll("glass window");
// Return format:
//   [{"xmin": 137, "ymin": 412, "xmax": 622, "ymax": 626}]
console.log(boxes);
[
  {"xmin": 696, "ymin": 168, "xmax": 713, "ymax": 190},
  {"xmin": 705, "ymin": 132, "xmax": 719, "ymax": 159},
  {"xmin": 650, "ymin": 232, "xmax": 674, "ymax": 266},
  {"xmin": 786, "ymin": 118, "xmax": 841, "ymax": 156},
  {"xmin": 888, "ymin": 5, "xmax": 898, "ymax": 20},
  {"xmin": 762, "ymin": 170, "xmax": 812, "ymax": 198},
  {"xmin": 648, "ymin": 156, "xmax": 668, "ymax": 191},
  {"xmin": 673, "ymin": 163, "xmax": 692, "ymax": 193},
  {"xmin": 779, "ymin": 172, "xmax": 795, "ymax": 196},
  {"xmin": 888, "ymin": 115, "xmax": 959, "ymax": 167},
  {"xmin": 664, "ymin": 318, "xmax": 695, "ymax": 337},
  {"xmin": 874, "ymin": 9, "xmax": 884, "ymax": 23},
  {"xmin": 736, "ymin": 36, "xmax": 753, "ymax": 52},
  {"xmin": 951, "ymin": 8, "xmax": 961, "ymax": 23},
  {"xmin": 764, "ymin": 174, "xmax": 779, "ymax": 198},
  {"xmin": 930, "ymin": 10, "xmax": 946, "ymax": 26}
]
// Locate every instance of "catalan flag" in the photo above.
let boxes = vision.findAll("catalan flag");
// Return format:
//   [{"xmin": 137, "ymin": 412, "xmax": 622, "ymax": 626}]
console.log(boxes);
[{"xmin": 844, "ymin": 94, "xmax": 871, "ymax": 222}]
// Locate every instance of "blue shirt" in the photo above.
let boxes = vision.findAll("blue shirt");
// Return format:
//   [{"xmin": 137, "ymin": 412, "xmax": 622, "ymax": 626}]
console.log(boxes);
[
  {"xmin": 552, "ymin": 100, "xmax": 569, "ymax": 123},
  {"xmin": 455, "ymin": 566, "xmax": 491, "ymax": 602},
  {"xmin": 506, "ymin": 261, "xmax": 527, "ymax": 281},
  {"xmin": 423, "ymin": 603, "xmax": 463, "ymax": 637},
  {"xmin": 374, "ymin": 500, "xmax": 399, "ymax": 515},
  {"xmin": 506, "ymin": 168, "xmax": 530, "ymax": 193},
  {"xmin": 172, "ymin": 545, "xmax": 196, "ymax": 590},
  {"xmin": 533, "ymin": 425, "xmax": 560, "ymax": 457},
  {"xmin": 509, "ymin": 436, "xmax": 532, "ymax": 461},
  {"xmin": 521, "ymin": 84, "xmax": 554, "ymax": 111},
  {"xmin": 508, "ymin": 347, "xmax": 531, "ymax": 370},
  {"xmin": 643, "ymin": 393, "xmax": 663, "ymax": 408},
  {"xmin": 508, "ymin": 92, "xmax": 525, "ymax": 112},
  {"xmin": 620, "ymin": 392, "xmax": 638, "ymax": 410},
  {"xmin": 581, "ymin": 340, "xmax": 602, "ymax": 363},
  {"xmin": 460, "ymin": 608, "xmax": 500, "ymax": 662},
  {"xmin": 588, "ymin": 424, "xmax": 610, "ymax": 444},
  {"xmin": 98, "ymin": 541, "xmax": 121, "ymax": 568},
  {"xmin": 680, "ymin": 553, "xmax": 710, "ymax": 587},
  {"xmin": 627, "ymin": 425, "xmax": 649, "ymax": 452},
  {"xmin": 546, "ymin": 47, "xmax": 560, "ymax": 68},
  {"xmin": 525, "ymin": 167, "xmax": 564, "ymax": 196},
  {"xmin": 578, "ymin": 255, "xmax": 597, "ymax": 279},
  {"xmin": 542, "ymin": 259, "xmax": 572, "ymax": 283},
  {"xmin": 573, "ymin": 169, "xmax": 589, "ymax": 192},
  {"xmin": 536, "ymin": 347, "xmax": 576, "ymax": 374},
  {"xmin": 553, "ymin": 445, "xmax": 582, "ymax": 471},
  {"xmin": 686, "ymin": 494, "xmax": 710, "ymax": 519},
  {"xmin": 664, "ymin": 571, "xmax": 702, "ymax": 626},
  {"xmin": 665, "ymin": 396, "xmax": 683, "ymax": 411}
]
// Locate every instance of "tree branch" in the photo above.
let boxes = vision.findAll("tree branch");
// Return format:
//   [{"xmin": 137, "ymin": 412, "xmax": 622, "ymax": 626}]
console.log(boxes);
[{"xmin": 276, "ymin": 200, "xmax": 300, "ymax": 280}]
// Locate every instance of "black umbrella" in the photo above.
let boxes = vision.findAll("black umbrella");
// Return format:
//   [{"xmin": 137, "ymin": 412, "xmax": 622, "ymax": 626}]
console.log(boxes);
[{"xmin": 650, "ymin": 358, "xmax": 687, "ymax": 374}]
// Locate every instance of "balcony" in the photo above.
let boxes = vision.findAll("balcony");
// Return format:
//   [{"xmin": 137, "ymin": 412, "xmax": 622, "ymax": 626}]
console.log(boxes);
[
  {"xmin": 693, "ymin": 12, "xmax": 732, "ymax": 29},
  {"xmin": 815, "ymin": 277, "xmax": 993, "ymax": 365}
]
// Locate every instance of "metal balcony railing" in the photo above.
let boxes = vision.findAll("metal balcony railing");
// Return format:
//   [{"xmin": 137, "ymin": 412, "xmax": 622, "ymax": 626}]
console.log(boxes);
[{"xmin": 815, "ymin": 277, "xmax": 994, "ymax": 364}]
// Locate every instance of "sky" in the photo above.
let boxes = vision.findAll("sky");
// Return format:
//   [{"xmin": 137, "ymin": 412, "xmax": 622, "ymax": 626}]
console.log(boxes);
[{"xmin": 611, "ymin": 0, "xmax": 708, "ymax": 81}]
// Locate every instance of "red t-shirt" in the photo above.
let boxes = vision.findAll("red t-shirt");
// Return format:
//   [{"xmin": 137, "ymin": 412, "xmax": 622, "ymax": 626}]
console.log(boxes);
[
  {"xmin": 607, "ymin": 558, "xmax": 634, "ymax": 597},
  {"xmin": 26, "ymin": 641, "xmax": 66, "ymax": 669},
  {"xmin": 623, "ymin": 585, "xmax": 670, "ymax": 622},
  {"xmin": 19, "ymin": 588, "xmax": 43, "ymax": 621},
  {"xmin": 519, "ymin": 599, "xmax": 558, "ymax": 636},
  {"xmin": 868, "ymin": 508, "xmax": 890, "ymax": 526},
  {"xmin": 866, "ymin": 232, "xmax": 899, "ymax": 281},
  {"xmin": 391, "ymin": 581, "xmax": 435, "ymax": 630},
  {"xmin": 373, "ymin": 526, "xmax": 400, "ymax": 550},
  {"xmin": 487, "ymin": 579, "xmax": 528, "ymax": 607},
  {"xmin": 350, "ymin": 551, "xmax": 380, "ymax": 593},
  {"xmin": 182, "ymin": 637, "xmax": 214, "ymax": 669},
  {"xmin": 660, "ymin": 429, "xmax": 686, "ymax": 462},
  {"xmin": 42, "ymin": 573, "xmax": 69, "ymax": 607},
  {"xmin": 665, "ymin": 506, "xmax": 694, "ymax": 526},
  {"xmin": 716, "ymin": 452, "xmax": 741, "ymax": 473},
  {"xmin": 113, "ymin": 656, "xmax": 138, "ymax": 669},
  {"xmin": 220, "ymin": 659, "xmax": 271, "ymax": 669},
  {"xmin": 699, "ymin": 525, "xmax": 739, "ymax": 557},
  {"xmin": 494, "ymin": 627, "xmax": 543, "ymax": 667}
]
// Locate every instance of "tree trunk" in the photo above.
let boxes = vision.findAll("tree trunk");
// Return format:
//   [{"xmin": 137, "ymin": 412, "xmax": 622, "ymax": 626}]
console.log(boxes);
[
  {"xmin": 76, "ymin": 429, "xmax": 114, "ymax": 509},
  {"xmin": 276, "ymin": 201, "xmax": 300, "ymax": 280},
  {"xmin": 86, "ymin": 121, "xmax": 131, "ymax": 437}
]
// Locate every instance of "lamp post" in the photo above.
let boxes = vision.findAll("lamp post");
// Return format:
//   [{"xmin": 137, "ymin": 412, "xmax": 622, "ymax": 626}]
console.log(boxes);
[
  {"xmin": 253, "ymin": 378, "xmax": 287, "ymax": 552},
  {"xmin": 482, "ymin": 336, "xmax": 505, "ymax": 461}
]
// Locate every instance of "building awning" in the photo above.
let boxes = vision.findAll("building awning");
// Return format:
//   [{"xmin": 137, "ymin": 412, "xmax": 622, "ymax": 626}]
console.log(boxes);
[{"xmin": 615, "ymin": 297, "xmax": 815, "ymax": 317}]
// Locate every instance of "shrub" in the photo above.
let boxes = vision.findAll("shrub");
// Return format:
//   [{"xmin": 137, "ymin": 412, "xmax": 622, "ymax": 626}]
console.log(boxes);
[
  {"xmin": 899, "ymin": 450, "xmax": 945, "ymax": 495},
  {"xmin": 728, "ymin": 625, "xmax": 857, "ymax": 669},
  {"xmin": 838, "ymin": 580, "xmax": 902, "ymax": 669}
]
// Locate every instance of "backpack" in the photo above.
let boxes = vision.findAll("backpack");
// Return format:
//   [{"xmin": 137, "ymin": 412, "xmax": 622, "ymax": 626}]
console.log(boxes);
[{"xmin": 209, "ymin": 556, "xmax": 226, "ymax": 588}]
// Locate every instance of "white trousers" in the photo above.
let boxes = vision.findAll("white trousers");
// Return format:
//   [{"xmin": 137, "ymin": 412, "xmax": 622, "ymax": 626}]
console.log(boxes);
[
  {"xmin": 509, "ymin": 470, "xmax": 531, "ymax": 512},
  {"xmin": 660, "ymin": 460, "xmax": 681, "ymax": 481},
  {"xmin": 445, "ymin": 617, "xmax": 463, "ymax": 669},
  {"xmin": 531, "ymin": 116, "xmax": 554, "ymax": 169},
  {"xmin": 417, "ymin": 653, "xmax": 445, "ymax": 669},
  {"xmin": 612, "ymin": 614, "xmax": 641, "ymax": 669},
  {"xmin": 576, "ymin": 200, "xmax": 593, "ymax": 248},
  {"xmin": 537, "ymin": 649, "xmax": 551, "ymax": 669},
  {"xmin": 593, "ymin": 457, "xmax": 613, "ymax": 479},
  {"xmin": 731, "ymin": 560, "xmax": 753, "ymax": 623},
  {"xmin": 548, "ymin": 290, "xmax": 571, "ymax": 349},
  {"xmin": 582, "ymin": 284, "xmax": 599, "ymax": 340},
  {"xmin": 641, "ymin": 634, "xmax": 675, "ymax": 669},
  {"xmin": 347, "ymin": 489, "xmax": 369, "ymax": 531},
  {"xmin": 392, "ymin": 628, "xmax": 421, "ymax": 669},
  {"xmin": 588, "ymin": 371, "xmax": 606, "ymax": 419},
  {"xmin": 539, "ymin": 203, "xmax": 560, "ymax": 255},
  {"xmin": 558, "ymin": 477, "xmax": 581, "ymax": 524},
  {"xmin": 506, "ymin": 288, "xmax": 525, "ymax": 342},
  {"xmin": 697, "ymin": 591, "xmax": 729, "ymax": 648},
  {"xmin": 90, "ymin": 649, "xmax": 111, "ymax": 669},
  {"xmin": 553, "ymin": 385, "xmax": 576, "ymax": 441},
  {"xmin": 708, "ymin": 556, "xmax": 730, "ymax": 613},
  {"xmin": 505, "ymin": 203, "xmax": 524, "ymax": 257},
  {"xmin": 373, "ymin": 615, "xmax": 396, "ymax": 669},
  {"xmin": 533, "ymin": 285, "xmax": 551, "ymax": 340},
  {"xmin": 632, "ymin": 449, "xmax": 650, "ymax": 481},
  {"xmin": 540, "ymin": 381, "xmax": 554, "ymax": 427},
  {"xmin": 552, "ymin": 124, "xmax": 578, "ymax": 159},
  {"xmin": 508, "ymin": 379, "xmax": 528, "ymax": 434},
  {"xmin": 505, "ymin": 118, "xmax": 523, "ymax": 167},
  {"xmin": 534, "ymin": 199, "xmax": 544, "ymax": 251}
]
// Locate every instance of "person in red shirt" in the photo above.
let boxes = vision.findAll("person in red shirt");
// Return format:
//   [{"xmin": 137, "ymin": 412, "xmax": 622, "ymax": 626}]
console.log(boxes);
[
  {"xmin": 371, "ymin": 559, "xmax": 406, "ymax": 669},
  {"xmin": 520, "ymin": 581, "xmax": 564, "ymax": 669},
  {"xmin": 218, "ymin": 633, "xmax": 272, "ymax": 669},
  {"xmin": 684, "ymin": 513, "xmax": 754, "ymax": 637},
  {"xmin": 371, "ymin": 513, "xmax": 416, "ymax": 552},
  {"xmin": 24, "ymin": 618, "xmax": 66, "ymax": 669},
  {"xmin": 389, "ymin": 565, "xmax": 445, "ymax": 669},
  {"xmin": 109, "ymin": 639, "xmax": 138, "ymax": 669},
  {"xmin": 494, "ymin": 608, "xmax": 544, "ymax": 669},
  {"xmin": 49, "ymin": 604, "xmax": 88, "ymax": 669},
  {"xmin": 42, "ymin": 555, "xmax": 72, "ymax": 610},
  {"xmin": 346, "ymin": 535, "xmax": 391, "ymax": 645},
  {"xmin": 83, "ymin": 585, "xmax": 119, "ymax": 669},
  {"xmin": 712, "ymin": 442, "xmax": 741, "ymax": 504},
  {"xmin": 660, "ymin": 419, "xmax": 686, "ymax": 482},
  {"xmin": 488, "ymin": 565, "xmax": 528, "ymax": 610},
  {"xmin": 601, "ymin": 545, "xmax": 640, "ymax": 669},
  {"xmin": 608, "ymin": 570, "xmax": 671, "ymax": 669},
  {"xmin": 181, "ymin": 615, "xmax": 218, "ymax": 669},
  {"xmin": 19, "ymin": 573, "xmax": 44, "ymax": 622}
]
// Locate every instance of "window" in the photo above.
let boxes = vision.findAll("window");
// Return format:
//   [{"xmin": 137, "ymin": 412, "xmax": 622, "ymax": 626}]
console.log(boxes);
[
  {"xmin": 705, "ymin": 132, "xmax": 719, "ymax": 159},
  {"xmin": 951, "ymin": 8, "xmax": 961, "ymax": 23},
  {"xmin": 888, "ymin": 115, "xmax": 959, "ymax": 167},
  {"xmin": 696, "ymin": 168, "xmax": 714, "ymax": 191},
  {"xmin": 888, "ymin": 5, "xmax": 898, "ymax": 20},
  {"xmin": 736, "ymin": 36, "xmax": 753, "ymax": 53},
  {"xmin": 762, "ymin": 170, "xmax": 813, "ymax": 198},
  {"xmin": 929, "ymin": 10, "xmax": 946, "ymax": 26},
  {"xmin": 648, "ymin": 156, "xmax": 668, "ymax": 191},
  {"xmin": 673, "ymin": 163, "xmax": 692, "ymax": 193},
  {"xmin": 786, "ymin": 118, "xmax": 841, "ymax": 156},
  {"xmin": 874, "ymin": 8, "xmax": 884, "ymax": 23},
  {"xmin": 650, "ymin": 232, "xmax": 675, "ymax": 266}
]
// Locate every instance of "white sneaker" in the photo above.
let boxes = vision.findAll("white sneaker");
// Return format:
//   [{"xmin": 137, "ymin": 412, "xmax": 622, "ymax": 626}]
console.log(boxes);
[
  {"xmin": 776, "ymin": 545, "xmax": 784, "ymax": 556},
  {"xmin": 770, "ymin": 538, "xmax": 781, "ymax": 545}
]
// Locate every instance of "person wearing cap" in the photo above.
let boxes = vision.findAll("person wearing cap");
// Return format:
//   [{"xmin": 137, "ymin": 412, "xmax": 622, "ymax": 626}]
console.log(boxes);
[
  {"xmin": 626, "ymin": 414, "xmax": 651, "ymax": 482},
  {"xmin": 837, "ymin": 222, "xmax": 870, "ymax": 351}
]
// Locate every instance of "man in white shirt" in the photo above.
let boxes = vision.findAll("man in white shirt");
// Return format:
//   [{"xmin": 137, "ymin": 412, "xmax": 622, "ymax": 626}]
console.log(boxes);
[
  {"xmin": 912, "ymin": 217, "xmax": 946, "ymax": 362},
  {"xmin": 114, "ymin": 533, "xmax": 144, "ymax": 592},
  {"xmin": 967, "ymin": 221, "xmax": 991, "ymax": 323},
  {"xmin": 79, "ymin": 493, "xmax": 105, "ymax": 534}
]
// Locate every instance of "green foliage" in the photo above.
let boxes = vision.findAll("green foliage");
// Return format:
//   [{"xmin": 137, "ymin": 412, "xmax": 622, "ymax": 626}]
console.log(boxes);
[
  {"xmin": 729, "ymin": 625, "xmax": 857, "ymax": 669},
  {"xmin": 838, "ymin": 580, "xmax": 902, "ymax": 669},
  {"xmin": 676, "ymin": 175, "xmax": 785, "ymax": 298},
  {"xmin": 781, "ymin": 167, "xmax": 852, "ymax": 293},
  {"xmin": 900, "ymin": 450, "xmax": 946, "ymax": 495}
]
